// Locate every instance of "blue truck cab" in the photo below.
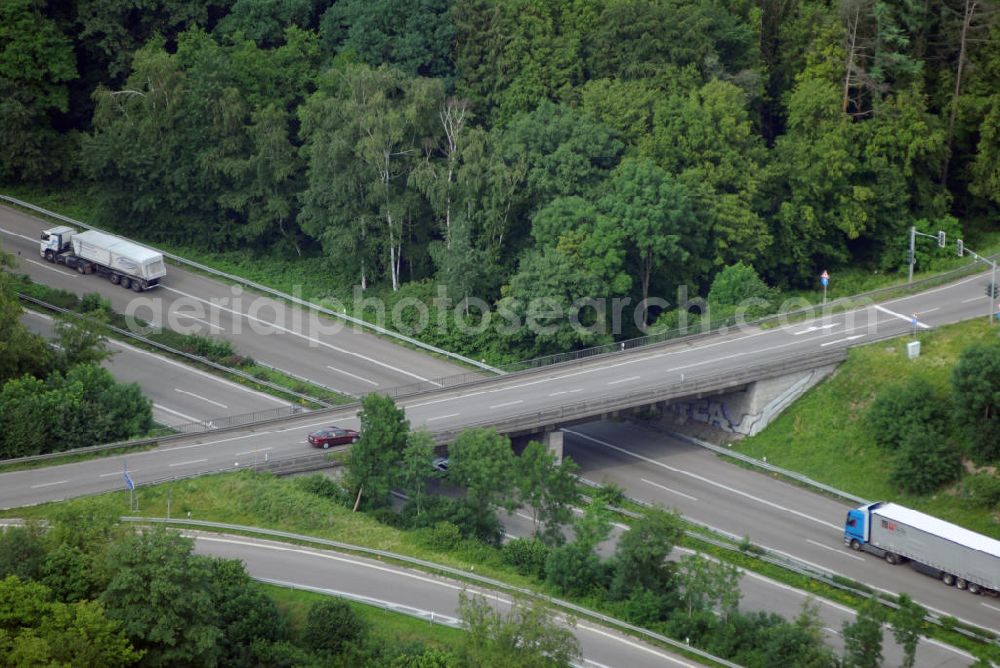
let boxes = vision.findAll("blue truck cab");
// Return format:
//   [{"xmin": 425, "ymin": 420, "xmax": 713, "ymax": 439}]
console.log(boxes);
[{"xmin": 844, "ymin": 505, "xmax": 870, "ymax": 549}]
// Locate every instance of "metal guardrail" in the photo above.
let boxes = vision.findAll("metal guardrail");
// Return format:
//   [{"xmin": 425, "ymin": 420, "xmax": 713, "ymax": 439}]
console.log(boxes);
[
  {"xmin": 0, "ymin": 194, "xmax": 501, "ymax": 374},
  {"xmin": 127, "ymin": 517, "xmax": 741, "ymax": 667},
  {"xmin": 655, "ymin": 428, "xmax": 870, "ymax": 506},
  {"xmin": 18, "ymin": 293, "xmax": 332, "ymax": 409}
]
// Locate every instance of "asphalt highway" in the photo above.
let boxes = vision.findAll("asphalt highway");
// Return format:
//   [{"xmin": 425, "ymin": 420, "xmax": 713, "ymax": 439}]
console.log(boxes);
[
  {"xmin": 191, "ymin": 532, "xmax": 697, "ymax": 668},
  {"xmin": 560, "ymin": 421, "xmax": 1000, "ymax": 637},
  {"xmin": 20, "ymin": 310, "xmax": 290, "ymax": 430},
  {"xmin": 0, "ymin": 204, "xmax": 468, "ymax": 395}
]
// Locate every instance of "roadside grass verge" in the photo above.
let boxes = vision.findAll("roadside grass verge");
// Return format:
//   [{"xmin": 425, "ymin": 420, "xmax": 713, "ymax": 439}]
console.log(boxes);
[
  {"xmin": 260, "ymin": 582, "xmax": 466, "ymax": 650},
  {"xmin": 730, "ymin": 318, "xmax": 1000, "ymax": 539}
]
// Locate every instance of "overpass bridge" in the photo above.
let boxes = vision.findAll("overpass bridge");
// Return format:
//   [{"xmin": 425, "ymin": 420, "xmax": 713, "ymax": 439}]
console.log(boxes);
[{"xmin": 0, "ymin": 265, "xmax": 992, "ymax": 508}]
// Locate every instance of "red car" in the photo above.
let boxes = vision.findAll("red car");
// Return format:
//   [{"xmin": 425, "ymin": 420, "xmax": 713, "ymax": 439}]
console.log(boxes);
[{"xmin": 308, "ymin": 426, "xmax": 359, "ymax": 449}]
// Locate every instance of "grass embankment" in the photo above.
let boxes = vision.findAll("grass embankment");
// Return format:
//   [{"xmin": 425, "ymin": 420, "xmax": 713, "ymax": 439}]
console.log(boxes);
[
  {"xmin": 261, "ymin": 583, "xmax": 465, "ymax": 649},
  {"xmin": 0, "ymin": 471, "xmax": 537, "ymax": 589},
  {"xmin": 732, "ymin": 318, "xmax": 1000, "ymax": 538}
]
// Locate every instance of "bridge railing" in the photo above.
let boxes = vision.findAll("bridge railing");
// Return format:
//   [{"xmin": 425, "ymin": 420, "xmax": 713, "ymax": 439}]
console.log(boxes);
[{"xmin": 0, "ymin": 347, "xmax": 848, "ymax": 468}]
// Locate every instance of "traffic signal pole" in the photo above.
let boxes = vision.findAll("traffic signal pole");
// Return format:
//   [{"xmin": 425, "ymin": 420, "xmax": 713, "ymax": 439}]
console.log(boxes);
[
  {"xmin": 960, "ymin": 239, "xmax": 998, "ymax": 324},
  {"xmin": 992, "ymin": 260, "xmax": 998, "ymax": 325},
  {"xmin": 908, "ymin": 226, "xmax": 916, "ymax": 284}
]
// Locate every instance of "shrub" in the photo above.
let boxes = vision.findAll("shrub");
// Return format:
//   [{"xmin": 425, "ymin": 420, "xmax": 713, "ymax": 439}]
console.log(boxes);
[
  {"xmin": 890, "ymin": 430, "xmax": 963, "ymax": 495},
  {"xmin": 707, "ymin": 262, "xmax": 777, "ymax": 320},
  {"xmin": 501, "ymin": 538, "xmax": 550, "ymax": 579},
  {"xmin": 951, "ymin": 342, "xmax": 1000, "ymax": 464},
  {"xmin": 591, "ymin": 482, "xmax": 625, "ymax": 508},
  {"xmin": 21, "ymin": 281, "xmax": 79, "ymax": 309},
  {"xmin": 400, "ymin": 496, "xmax": 504, "ymax": 545},
  {"xmin": 544, "ymin": 541, "xmax": 606, "ymax": 597},
  {"xmin": 866, "ymin": 378, "xmax": 952, "ymax": 450},
  {"xmin": 185, "ymin": 334, "xmax": 237, "ymax": 361},
  {"xmin": 368, "ymin": 506, "xmax": 406, "ymax": 528},
  {"xmin": 960, "ymin": 473, "xmax": 1000, "ymax": 509},
  {"xmin": 294, "ymin": 474, "xmax": 352, "ymax": 507},
  {"xmin": 79, "ymin": 292, "xmax": 111, "ymax": 314},
  {"xmin": 616, "ymin": 588, "xmax": 670, "ymax": 627},
  {"xmin": 303, "ymin": 599, "xmax": 368, "ymax": 655},
  {"xmin": 417, "ymin": 521, "xmax": 462, "ymax": 551}
]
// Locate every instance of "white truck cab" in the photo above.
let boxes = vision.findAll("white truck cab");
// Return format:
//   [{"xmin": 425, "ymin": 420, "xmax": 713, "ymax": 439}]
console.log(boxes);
[{"xmin": 40, "ymin": 226, "xmax": 75, "ymax": 260}]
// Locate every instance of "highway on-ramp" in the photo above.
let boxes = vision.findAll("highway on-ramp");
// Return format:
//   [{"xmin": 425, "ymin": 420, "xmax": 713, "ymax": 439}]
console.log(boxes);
[
  {"xmin": 192, "ymin": 532, "xmax": 698, "ymax": 668},
  {"xmin": 0, "ymin": 204, "xmax": 470, "ymax": 395}
]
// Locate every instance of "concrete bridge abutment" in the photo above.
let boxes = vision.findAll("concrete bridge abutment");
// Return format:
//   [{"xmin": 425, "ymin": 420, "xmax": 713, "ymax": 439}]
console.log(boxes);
[{"xmin": 660, "ymin": 362, "xmax": 839, "ymax": 437}]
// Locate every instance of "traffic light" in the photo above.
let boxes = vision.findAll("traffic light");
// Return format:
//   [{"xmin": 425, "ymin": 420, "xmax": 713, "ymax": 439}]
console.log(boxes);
[
  {"xmin": 957, "ymin": 239, "xmax": 964, "ymax": 257},
  {"xmin": 987, "ymin": 282, "xmax": 999, "ymax": 298},
  {"xmin": 937, "ymin": 231, "xmax": 946, "ymax": 248}
]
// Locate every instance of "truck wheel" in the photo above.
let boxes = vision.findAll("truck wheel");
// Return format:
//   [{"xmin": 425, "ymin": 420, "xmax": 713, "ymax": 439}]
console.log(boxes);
[
  {"xmin": 44, "ymin": 250, "xmax": 54, "ymax": 262},
  {"xmin": 956, "ymin": 578, "xmax": 968, "ymax": 590},
  {"xmin": 131, "ymin": 280, "xmax": 143, "ymax": 292},
  {"xmin": 968, "ymin": 582, "xmax": 982, "ymax": 595},
  {"xmin": 76, "ymin": 263, "xmax": 86, "ymax": 274},
  {"xmin": 120, "ymin": 277, "xmax": 131, "ymax": 290},
  {"xmin": 110, "ymin": 273, "xmax": 120, "ymax": 285},
  {"xmin": 942, "ymin": 573, "xmax": 956, "ymax": 586},
  {"xmin": 849, "ymin": 539, "xmax": 861, "ymax": 551},
  {"xmin": 884, "ymin": 552, "xmax": 899, "ymax": 565}
]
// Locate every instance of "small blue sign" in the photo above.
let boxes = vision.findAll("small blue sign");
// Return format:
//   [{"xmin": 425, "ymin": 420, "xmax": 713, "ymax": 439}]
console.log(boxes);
[
  {"xmin": 821, "ymin": 277, "xmax": 829, "ymax": 287},
  {"xmin": 122, "ymin": 462, "xmax": 135, "ymax": 491}
]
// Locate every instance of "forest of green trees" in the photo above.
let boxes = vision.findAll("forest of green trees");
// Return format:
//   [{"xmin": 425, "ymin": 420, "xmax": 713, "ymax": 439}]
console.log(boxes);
[{"xmin": 3, "ymin": 0, "xmax": 999, "ymax": 361}]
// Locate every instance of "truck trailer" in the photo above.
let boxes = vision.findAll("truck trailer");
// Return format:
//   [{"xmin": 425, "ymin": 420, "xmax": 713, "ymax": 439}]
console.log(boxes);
[
  {"xmin": 844, "ymin": 501, "xmax": 1000, "ymax": 596},
  {"xmin": 40, "ymin": 226, "xmax": 166, "ymax": 291}
]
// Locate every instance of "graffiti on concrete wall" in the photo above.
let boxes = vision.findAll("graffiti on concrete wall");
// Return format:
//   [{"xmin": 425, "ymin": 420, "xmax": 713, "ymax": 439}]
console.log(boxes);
[
  {"xmin": 670, "ymin": 371, "xmax": 819, "ymax": 437},
  {"xmin": 670, "ymin": 399, "xmax": 757, "ymax": 435}
]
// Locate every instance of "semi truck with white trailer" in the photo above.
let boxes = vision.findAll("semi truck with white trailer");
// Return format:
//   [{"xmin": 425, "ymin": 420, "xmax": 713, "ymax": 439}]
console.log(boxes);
[
  {"xmin": 844, "ymin": 501, "xmax": 1000, "ymax": 596},
  {"xmin": 40, "ymin": 226, "xmax": 166, "ymax": 291}
]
